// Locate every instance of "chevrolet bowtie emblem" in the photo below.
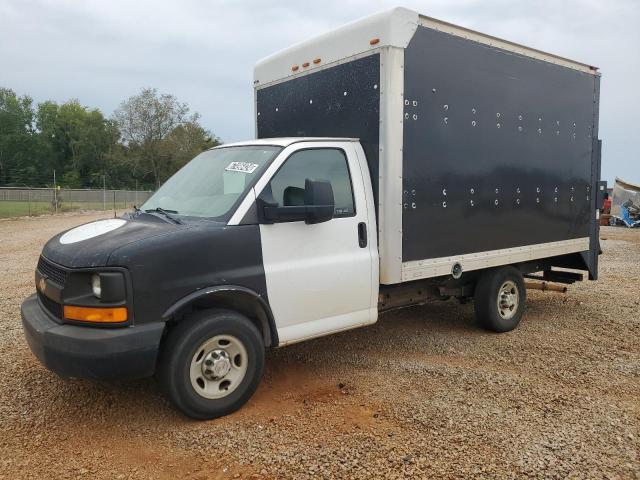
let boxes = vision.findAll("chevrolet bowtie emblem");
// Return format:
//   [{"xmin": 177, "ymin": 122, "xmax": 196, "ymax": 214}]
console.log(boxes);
[{"xmin": 38, "ymin": 277, "xmax": 47, "ymax": 294}]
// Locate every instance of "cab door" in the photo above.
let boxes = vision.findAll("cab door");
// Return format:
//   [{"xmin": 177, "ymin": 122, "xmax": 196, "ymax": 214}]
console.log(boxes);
[{"xmin": 255, "ymin": 142, "xmax": 377, "ymax": 345}]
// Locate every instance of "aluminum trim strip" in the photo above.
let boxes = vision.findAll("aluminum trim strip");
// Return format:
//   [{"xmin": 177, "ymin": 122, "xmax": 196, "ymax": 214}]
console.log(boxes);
[
  {"xmin": 377, "ymin": 46, "xmax": 404, "ymax": 284},
  {"xmin": 401, "ymin": 237, "xmax": 590, "ymax": 282}
]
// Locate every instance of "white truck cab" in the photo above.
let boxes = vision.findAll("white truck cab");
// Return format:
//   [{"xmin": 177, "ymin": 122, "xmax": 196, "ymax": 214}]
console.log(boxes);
[{"xmin": 228, "ymin": 138, "xmax": 379, "ymax": 346}]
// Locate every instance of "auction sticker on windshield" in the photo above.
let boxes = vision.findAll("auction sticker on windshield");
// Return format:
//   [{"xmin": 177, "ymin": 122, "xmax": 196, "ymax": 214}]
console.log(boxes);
[{"xmin": 225, "ymin": 162, "xmax": 259, "ymax": 174}]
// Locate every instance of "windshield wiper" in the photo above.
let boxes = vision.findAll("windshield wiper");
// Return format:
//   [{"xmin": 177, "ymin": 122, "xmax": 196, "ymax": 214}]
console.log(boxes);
[{"xmin": 145, "ymin": 207, "xmax": 183, "ymax": 224}]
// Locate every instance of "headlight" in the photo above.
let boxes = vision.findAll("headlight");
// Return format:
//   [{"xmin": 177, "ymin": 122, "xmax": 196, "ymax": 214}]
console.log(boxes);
[{"xmin": 91, "ymin": 273, "xmax": 102, "ymax": 298}]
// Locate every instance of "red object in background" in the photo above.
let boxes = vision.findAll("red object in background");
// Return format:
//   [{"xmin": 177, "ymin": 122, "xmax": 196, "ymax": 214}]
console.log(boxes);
[{"xmin": 603, "ymin": 197, "xmax": 612, "ymax": 214}]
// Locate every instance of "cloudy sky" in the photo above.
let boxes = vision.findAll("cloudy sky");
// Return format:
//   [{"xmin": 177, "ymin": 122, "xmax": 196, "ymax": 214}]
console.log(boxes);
[{"xmin": 1, "ymin": 0, "xmax": 638, "ymax": 184}]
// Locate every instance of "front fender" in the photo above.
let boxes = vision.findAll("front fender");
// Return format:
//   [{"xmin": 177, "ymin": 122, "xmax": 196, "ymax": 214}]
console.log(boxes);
[{"xmin": 161, "ymin": 285, "xmax": 278, "ymax": 347}]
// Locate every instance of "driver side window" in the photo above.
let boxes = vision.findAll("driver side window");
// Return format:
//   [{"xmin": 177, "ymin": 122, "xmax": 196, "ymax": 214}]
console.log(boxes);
[{"xmin": 268, "ymin": 148, "xmax": 355, "ymax": 217}]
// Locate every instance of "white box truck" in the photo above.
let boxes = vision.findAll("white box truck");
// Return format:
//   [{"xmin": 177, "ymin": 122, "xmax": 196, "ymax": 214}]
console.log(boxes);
[{"xmin": 22, "ymin": 8, "xmax": 603, "ymax": 419}]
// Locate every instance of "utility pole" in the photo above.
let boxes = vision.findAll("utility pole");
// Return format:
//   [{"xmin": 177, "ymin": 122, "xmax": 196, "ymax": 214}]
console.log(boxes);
[
  {"xmin": 103, "ymin": 174, "xmax": 106, "ymax": 211},
  {"xmin": 53, "ymin": 170, "xmax": 57, "ymax": 214}
]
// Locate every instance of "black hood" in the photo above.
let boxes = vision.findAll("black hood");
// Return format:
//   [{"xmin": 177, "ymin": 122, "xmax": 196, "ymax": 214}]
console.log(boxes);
[
  {"xmin": 42, "ymin": 216, "xmax": 186, "ymax": 268},
  {"xmin": 41, "ymin": 214, "xmax": 268, "ymax": 326}
]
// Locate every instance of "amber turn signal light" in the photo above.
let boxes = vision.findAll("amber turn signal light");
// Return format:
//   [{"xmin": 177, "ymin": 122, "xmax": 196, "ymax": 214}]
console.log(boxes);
[
  {"xmin": 313, "ymin": 58, "xmax": 321, "ymax": 64},
  {"xmin": 64, "ymin": 305, "xmax": 128, "ymax": 323},
  {"xmin": 292, "ymin": 65, "xmax": 299, "ymax": 72},
  {"xmin": 370, "ymin": 38, "xmax": 380, "ymax": 45},
  {"xmin": 302, "ymin": 62, "xmax": 310, "ymax": 68}
]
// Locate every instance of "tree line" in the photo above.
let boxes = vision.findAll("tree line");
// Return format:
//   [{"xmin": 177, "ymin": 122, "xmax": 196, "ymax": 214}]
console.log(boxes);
[{"xmin": 0, "ymin": 87, "xmax": 220, "ymax": 190}]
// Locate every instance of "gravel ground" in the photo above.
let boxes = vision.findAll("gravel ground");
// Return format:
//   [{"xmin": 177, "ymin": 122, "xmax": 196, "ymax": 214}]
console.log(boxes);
[{"xmin": 0, "ymin": 213, "xmax": 638, "ymax": 479}]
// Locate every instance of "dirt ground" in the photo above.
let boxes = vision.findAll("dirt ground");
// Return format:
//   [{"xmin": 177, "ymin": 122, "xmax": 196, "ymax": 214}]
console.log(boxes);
[{"xmin": 0, "ymin": 212, "xmax": 638, "ymax": 479}]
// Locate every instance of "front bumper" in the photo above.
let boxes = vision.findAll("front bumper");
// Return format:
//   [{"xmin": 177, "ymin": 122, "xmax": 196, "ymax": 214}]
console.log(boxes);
[{"xmin": 21, "ymin": 294, "xmax": 165, "ymax": 380}]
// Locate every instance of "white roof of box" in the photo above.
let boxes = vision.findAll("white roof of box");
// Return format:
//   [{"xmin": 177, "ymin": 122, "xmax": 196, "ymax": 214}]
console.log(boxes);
[
  {"xmin": 213, "ymin": 138, "xmax": 359, "ymax": 149},
  {"xmin": 254, "ymin": 7, "xmax": 598, "ymax": 87}
]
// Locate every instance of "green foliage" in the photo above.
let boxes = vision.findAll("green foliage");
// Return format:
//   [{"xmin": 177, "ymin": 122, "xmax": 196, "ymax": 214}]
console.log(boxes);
[
  {"xmin": 114, "ymin": 88, "xmax": 220, "ymax": 188},
  {"xmin": 0, "ymin": 87, "xmax": 219, "ymax": 189},
  {"xmin": 0, "ymin": 88, "xmax": 37, "ymax": 185}
]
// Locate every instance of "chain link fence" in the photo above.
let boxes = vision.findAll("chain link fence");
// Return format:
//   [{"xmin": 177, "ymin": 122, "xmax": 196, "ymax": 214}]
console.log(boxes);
[{"xmin": 0, "ymin": 187, "xmax": 154, "ymax": 218}]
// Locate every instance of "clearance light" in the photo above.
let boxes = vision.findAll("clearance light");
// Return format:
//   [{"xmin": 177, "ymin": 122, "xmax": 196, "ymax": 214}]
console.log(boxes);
[
  {"xmin": 292, "ymin": 65, "xmax": 299, "ymax": 72},
  {"xmin": 302, "ymin": 62, "xmax": 310, "ymax": 68},
  {"xmin": 313, "ymin": 58, "xmax": 321, "ymax": 64},
  {"xmin": 370, "ymin": 38, "xmax": 380, "ymax": 45},
  {"xmin": 64, "ymin": 305, "xmax": 128, "ymax": 323}
]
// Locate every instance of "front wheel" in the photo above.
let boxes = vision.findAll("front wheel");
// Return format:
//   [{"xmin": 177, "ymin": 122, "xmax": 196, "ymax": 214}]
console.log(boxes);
[
  {"xmin": 159, "ymin": 310, "xmax": 265, "ymax": 419},
  {"xmin": 474, "ymin": 266, "xmax": 526, "ymax": 333}
]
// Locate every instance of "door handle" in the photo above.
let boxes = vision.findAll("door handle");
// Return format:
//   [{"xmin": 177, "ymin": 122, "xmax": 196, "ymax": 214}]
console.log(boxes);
[{"xmin": 358, "ymin": 222, "xmax": 367, "ymax": 248}]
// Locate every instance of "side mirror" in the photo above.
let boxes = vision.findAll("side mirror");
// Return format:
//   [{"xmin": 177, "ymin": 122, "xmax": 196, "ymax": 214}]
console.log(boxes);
[
  {"xmin": 303, "ymin": 179, "xmax": 334, "ymax": 224},
  {"xmin": 258, "ymin": 179, "xmax": 335, "ymax": 224}
]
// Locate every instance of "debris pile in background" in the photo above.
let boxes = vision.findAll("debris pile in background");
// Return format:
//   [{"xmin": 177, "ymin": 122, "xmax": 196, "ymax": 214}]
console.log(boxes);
[
  {"xmin": 610, "ymin": 177, "xmax": 640, "ymax": 228},
  {"xmin": 619, "ymin": 199, "xmax": 640, "ymax": 228}
]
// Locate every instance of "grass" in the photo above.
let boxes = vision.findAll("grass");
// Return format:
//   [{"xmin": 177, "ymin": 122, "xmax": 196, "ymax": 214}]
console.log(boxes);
[{"xmin": 0, "ymin": 201, "xmax": 132, "ymax": 218}]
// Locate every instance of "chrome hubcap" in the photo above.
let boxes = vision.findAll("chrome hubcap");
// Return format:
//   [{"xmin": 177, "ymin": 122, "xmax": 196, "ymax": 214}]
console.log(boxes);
[
  {"xmin": 202, "ymin": 349, "xmax": 232, "ymax": 380},
  {"xmin": 189, "ymin": 335, "xmax": 248, "ymax": 399},
  {"xmin": 497, "ymin": 280, "xmax": 519, "ymax": 320}
]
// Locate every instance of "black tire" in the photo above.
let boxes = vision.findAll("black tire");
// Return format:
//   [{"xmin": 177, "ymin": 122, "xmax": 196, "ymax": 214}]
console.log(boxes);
[
  {"xmin": 158, "ymin": 309, "xmax": 265, "ymax": 419},
  {"xmin": 473, "ymin": 266, "xmax": 526, "ymax": 333}
]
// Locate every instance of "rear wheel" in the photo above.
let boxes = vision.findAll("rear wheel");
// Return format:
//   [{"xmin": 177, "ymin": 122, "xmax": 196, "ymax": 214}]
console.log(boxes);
[
  {"xmin": 474, "ymin": 266, "xmax": 526, "ymax": 332},
  {"xmin": 159, "ymin": 309, "xmax": 264, "ymax": 419}
]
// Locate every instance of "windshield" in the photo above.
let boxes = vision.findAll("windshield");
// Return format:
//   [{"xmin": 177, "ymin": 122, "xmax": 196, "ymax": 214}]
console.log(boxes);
[{"xmin": 141, "ymin": 145, "xmax": 281, "ymax": 220}]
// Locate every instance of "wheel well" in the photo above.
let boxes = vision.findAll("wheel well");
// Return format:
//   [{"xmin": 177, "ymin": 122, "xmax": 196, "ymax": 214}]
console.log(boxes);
[
  {"xmin": 438, "ymin": 265, "xmax": 528, "ymax": 299},
  {"xmin": 164, "ymin": 291, "xmax": 277, "ymax": 348}
]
